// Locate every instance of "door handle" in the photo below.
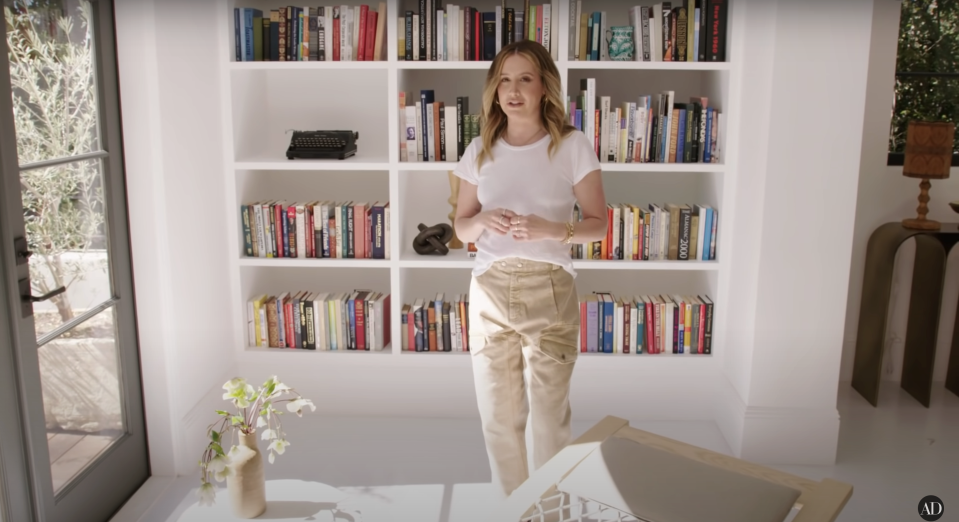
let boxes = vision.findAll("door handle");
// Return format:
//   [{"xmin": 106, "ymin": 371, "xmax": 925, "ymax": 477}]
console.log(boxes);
[
  {"xmin": 18, "ymin": 278, "xmax": 65, "ymax": 317},
  {"xmin": 27, "ymin": 286, "xmax": 66, "ymax": 302}
]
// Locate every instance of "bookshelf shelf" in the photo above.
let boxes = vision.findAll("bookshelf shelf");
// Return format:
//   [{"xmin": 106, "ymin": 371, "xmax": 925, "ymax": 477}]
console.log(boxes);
[
  {"xmin": 228, "ymin": 60, "xmax": 390, "ymax": 70},
  {"xmin": 238, "ymin": 258, "xmax": 392, "ymax": 268},
  {"xmin": 597, "ymin": 163, "xmax": 725, "ymax": 173},
  {"xmin": 397, "ymin": 61, "xmax": 494, "ymax": 70},
  {"xmin": 245, "ymin": 345, "xmax": 393, "ymax": 354},
  {"xmin": 396, "ymin": 251, "xmax": 721, "ymax": 271},
  {"xmin": 564, "ymin": 61, "xmax": 732, "ymax": 71},
  {"xmin": 397, "ymin": 161, "xmax": 462, "ymax": 171},
  {"xmin": 223, "ymin": 0, "xmax": 734, "ymax": 361},
  {"xmin": 233, "ymin": 158, "xmax": 391, "ymax": 171}
]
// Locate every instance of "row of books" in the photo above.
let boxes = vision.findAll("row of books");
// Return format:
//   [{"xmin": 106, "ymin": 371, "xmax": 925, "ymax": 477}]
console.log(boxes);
[
  {"xmin": 400, "ymin": 92, "xmax": 478, "ymax": 162},
  {"xmin": 401, "ymin": 1, "xmax": 553, "ymax": 62},
  {"xmin": 582, "ymin": 293, "xmax": 714, "ymax": 354},
  {"xmin": 575, "ymin": 79, "xmax": 722, "ymax": 164},
  {"xmin": 569, "ymin": 1, "xmax": 728, "ymax": 63},
  {"xmin": 248, "ymin": 291, "xmax": 391, "ymax": 350},
  {"xmin": 240, "ymin": 201, "xmax": 391, "ymax": 260},
  {"xmin": 233, "ymin": 4, "xmax": 388, "ymax": 62},
  {"xmin": 572, "ymin": 202, "xmax": 718, "ymax": 262},
  {"xmin": 398, "ymin": 291, "xmax": 714, "ymax": 355},
  {"xmin": 401, "ymin": 294, "xmax": 471, "ymax": 352}
]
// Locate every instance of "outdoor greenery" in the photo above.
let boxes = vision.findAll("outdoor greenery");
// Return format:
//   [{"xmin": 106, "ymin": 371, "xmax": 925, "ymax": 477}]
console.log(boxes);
[
  {"xmin": 891, "ymin": 0, "xmax": 959, "ymax": 155},
  {"xmin": 5, "ymin": 0, "xmax": 103, "ymax": 325}
]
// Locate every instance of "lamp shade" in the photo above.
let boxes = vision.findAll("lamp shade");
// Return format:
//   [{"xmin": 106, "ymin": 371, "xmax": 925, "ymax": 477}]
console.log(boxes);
[{"xmin": 903, "ymin": 121, "xmax": 954, "ymax": 179}]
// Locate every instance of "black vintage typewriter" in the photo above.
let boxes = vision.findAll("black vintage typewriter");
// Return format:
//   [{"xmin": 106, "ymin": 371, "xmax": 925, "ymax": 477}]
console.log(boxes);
[{"xmin": 286, "ymin": 130, "xmax": 358, "ymax": 160}]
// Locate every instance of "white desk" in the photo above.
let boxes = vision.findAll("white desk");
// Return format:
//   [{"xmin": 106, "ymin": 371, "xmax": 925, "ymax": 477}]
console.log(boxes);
[{"xmin": 178, "ymin": 479, "xmax": 364, "ymax": 521}]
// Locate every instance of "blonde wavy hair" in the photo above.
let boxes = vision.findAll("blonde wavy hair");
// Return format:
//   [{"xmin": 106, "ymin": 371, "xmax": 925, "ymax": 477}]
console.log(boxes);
[{"xmin": 476, "ymin": 40, "xmax": 577, "ymax": 170}]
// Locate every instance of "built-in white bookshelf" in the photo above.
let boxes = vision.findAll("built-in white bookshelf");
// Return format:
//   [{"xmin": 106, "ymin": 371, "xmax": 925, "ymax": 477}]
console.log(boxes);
[{"xmin": 219, "ymin": 0, "xmax": 737, "ymax": 366}]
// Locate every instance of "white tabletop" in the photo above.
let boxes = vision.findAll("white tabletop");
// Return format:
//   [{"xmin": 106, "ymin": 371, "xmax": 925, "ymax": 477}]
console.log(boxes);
[{"xmin": 177, "ymin": 479, "xmax": 364, "ymax": 521}]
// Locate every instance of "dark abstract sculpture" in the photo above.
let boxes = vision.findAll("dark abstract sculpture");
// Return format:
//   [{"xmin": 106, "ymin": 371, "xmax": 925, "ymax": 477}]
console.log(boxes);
[{"xmin": 413, "ymin": 223, "xmax": 454, "ymax": 255}]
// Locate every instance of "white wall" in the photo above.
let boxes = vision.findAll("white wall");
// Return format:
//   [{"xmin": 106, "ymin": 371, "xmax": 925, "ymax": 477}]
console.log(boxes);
[
  {"xmin": 841, "ymin": 0, "xmax": 959, "ymax": 389},
  {"xmin": 718, "ymin": 0, "xmax": 876, "ymax": 465},
  {"xmin": 114, "ymin": 0, "xmax": 889, "ymax": 476},
  {"xmin": 115, "ymin": 0, "xmax": 236, "ymax": 476}
]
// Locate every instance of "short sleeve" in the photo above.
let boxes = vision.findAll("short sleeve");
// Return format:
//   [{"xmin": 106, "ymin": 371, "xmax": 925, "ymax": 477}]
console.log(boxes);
[
  {"xmin": 570, "ymin": 130, "xmax": 601, "ymax": 185},
  {"xmin": 452, "ymin": 139, "xmax": 480, "ymax": 185}
]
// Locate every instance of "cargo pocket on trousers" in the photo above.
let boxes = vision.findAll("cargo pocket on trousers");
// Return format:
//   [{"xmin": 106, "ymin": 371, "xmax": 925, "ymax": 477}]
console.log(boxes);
[{"xmin": 538, "ymin": 324, "xmax": 579, "ymax": 364}]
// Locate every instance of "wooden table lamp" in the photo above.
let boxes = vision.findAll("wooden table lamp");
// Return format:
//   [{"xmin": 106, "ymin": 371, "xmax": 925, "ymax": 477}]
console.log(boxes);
[{"xmin": 902, "ymin": 120, "xmax": 954, "ymax": 231}]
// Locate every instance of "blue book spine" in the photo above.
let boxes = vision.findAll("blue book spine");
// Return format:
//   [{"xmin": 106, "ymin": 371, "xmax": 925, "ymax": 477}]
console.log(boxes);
[
  {"xmin": 586, "ymin": 299, "xmax": 598, "ymax": 352},
  {"xmin": 603, "ymin": 297, "xmax": 614, "ymax": 353},
  {"xmin": 702, "ymin": 208, "xmax": 713, "ymax": 261}
]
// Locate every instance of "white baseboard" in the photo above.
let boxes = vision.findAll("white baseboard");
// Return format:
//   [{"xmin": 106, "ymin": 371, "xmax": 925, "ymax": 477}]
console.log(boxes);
[
  {"xmin": 715, "ymin": 376, "xmax": 840, "ymax": 465},
  {"xmin": 108, "ymin": 477, "xmax": 174, "ymax": 522}
]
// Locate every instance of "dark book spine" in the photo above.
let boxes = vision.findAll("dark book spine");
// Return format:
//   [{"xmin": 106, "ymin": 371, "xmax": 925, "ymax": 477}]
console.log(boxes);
[
  {"xmin": 707, "ymin": 0, "xmax": 727, "ymax": 61},
  {"xmin": 456, "ymin": 96, "xmax": 466, "ymax": 159},
  {"xmin": 405, "ymin": 11, "xmax": 413, "ymax": 60},
  {"xmin": 703, "ymin": 299, "xmax": 713, "ymax": 354},
  {"xmin": 430, "ymin": 0, "xmax": 437, "ymax": 61},
  {"xmin": 439, "ymin": 105, "xmax": 447, "ymax": 161},
  {"xmin": 483, "ymin": 12, "xmax": 496, "ymax": 60},
  {"xmin": 346, "ymin": 205, "xmax": 354, "ymax": 258},
  {"xmin": 464, "ymin": 7, "xmax": 472, "ymax": 60},
  {"xmin": 419, "ymin": 0, "xmax": 427, "ymax": 60},
  {"xmin": 371, "ymin": 206, "xmax": 385, "ymax": 259},
  {"xmin": 506, "ymin": 8, "xmax": 514, "ymax": 45},
  {"xmin": 679, "ymin": 206, "xmax": 691, "ymax": 260},
  {"xmin": 304, "ymin": 300, "xmax": 315, "ymax": 349}
]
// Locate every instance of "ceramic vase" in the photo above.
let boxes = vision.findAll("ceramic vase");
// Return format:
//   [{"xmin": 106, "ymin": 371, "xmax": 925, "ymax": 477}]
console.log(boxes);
[{"xmin": 227, "ymin": 431, "xmax": 266, "ymax": 518}]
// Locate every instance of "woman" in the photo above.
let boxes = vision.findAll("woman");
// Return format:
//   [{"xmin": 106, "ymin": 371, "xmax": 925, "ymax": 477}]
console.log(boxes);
[{"xmin": 452, "ymin": 40, "xmax": 608, "ymax": 501}]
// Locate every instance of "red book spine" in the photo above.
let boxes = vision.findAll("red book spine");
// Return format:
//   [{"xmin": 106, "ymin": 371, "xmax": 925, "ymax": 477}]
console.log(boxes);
[
  {"xmin": 365, "ymin": 10, "xmax": 377, "ymax": 61},
  {"xmin": 357, "ymin": 5, "xmax": 368, "ymax": 60}
]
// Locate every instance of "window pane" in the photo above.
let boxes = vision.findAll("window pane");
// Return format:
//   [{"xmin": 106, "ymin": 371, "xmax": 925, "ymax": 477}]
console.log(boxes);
[
  {"xmin": 22, "ymin": 158, "xmax": 111, "ymax": 339},
  {"xmin": 889, "ymin": 75, "xmax": 959, "ymax": 154},
  {"xmin": 4, "ymin": 0, "xmax": 102, "ymax": 164},
  {"xmin": 39, "ymin": 306, "xmax": 123, "ymax": 493},
  {"xmin": 890, "ymin": 0, "xmax": 959, "ymax": 155}
]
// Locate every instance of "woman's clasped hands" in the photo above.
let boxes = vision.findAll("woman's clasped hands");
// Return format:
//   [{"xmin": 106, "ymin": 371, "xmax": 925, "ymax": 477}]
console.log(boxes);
[{"xmin": 481, "ymin": 208, "xmax": 559, "ymax": 242}]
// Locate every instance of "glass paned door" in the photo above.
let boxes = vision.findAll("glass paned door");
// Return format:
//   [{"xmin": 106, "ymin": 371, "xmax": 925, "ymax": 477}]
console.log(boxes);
[{"xmin": 0, "ymin": 1, "xmax": 148, "ymax": 520}]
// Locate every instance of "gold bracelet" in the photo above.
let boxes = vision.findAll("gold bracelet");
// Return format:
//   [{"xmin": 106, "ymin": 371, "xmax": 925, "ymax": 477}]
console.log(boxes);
[{"xmin": 562, "ymin": 221, "xmax": 574, "ymax": 244}]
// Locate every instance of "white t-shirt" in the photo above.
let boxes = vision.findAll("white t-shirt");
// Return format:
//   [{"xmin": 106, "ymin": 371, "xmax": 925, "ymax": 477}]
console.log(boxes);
[{"xmin": 453, "ymin": 130, "xmax": 601, "ymax": 277}]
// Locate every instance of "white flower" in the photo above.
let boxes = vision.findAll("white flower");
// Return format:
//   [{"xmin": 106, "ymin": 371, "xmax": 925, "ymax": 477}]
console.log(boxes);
[
  {"xmin": 197, "ymin": 482, "xmax": 216, "ymax": 507},
  {"xmin": 227, "ymin": 445, "xmax": 240, "ymax": 459},
  {"xmin": 222, "ymin": 377, "xmax": 246, "ymax": 394},
  {"xmin": 256, "ymin": 416, "xmax": 268, "ymax": 428},
  {"xmin": 214, "ymin": 465, "xmax": 233, "ymax": 483},
  {"xmin": 207, "ymin": 454, "xmax": 230, "ymax": 474},
  {"xmin": 261, "ymin": 428, "xmax": 277, "ymax": 441},
  {"xmin": 286, "ymin": 398, "xmax": 316, "ymax": 417},
  {"xmin": 269, "ymin": 439, "xmax": 290, "ymax": 456}
]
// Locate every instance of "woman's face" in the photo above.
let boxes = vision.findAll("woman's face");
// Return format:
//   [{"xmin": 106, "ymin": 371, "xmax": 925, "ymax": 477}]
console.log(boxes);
[{"xmin": 496, "ymin": 53, "xmax": 546, "ymax": 120}]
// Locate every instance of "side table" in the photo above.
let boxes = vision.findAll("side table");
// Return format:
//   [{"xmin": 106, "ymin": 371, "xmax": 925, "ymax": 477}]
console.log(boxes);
[{"xmin": 852, "ymin": 222, "xmax": 959, "ymax": 407}]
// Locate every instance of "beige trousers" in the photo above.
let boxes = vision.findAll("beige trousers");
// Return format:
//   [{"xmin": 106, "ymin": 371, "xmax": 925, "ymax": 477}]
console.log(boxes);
[{"xmin": 468, "ymin": 257, "xmax": 580, "ymax": 501}]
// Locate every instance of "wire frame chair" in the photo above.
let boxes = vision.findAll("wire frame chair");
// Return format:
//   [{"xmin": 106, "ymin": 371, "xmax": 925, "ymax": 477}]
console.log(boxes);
[{"xmin": 498, "ymin": 416, "xmax": 853, "ymax": 522}]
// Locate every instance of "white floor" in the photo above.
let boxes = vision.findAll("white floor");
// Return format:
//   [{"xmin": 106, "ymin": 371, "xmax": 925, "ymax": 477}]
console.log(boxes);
[{"xmin": 110, "ymin": 381, "xmax": 959, "ymax": 522}]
